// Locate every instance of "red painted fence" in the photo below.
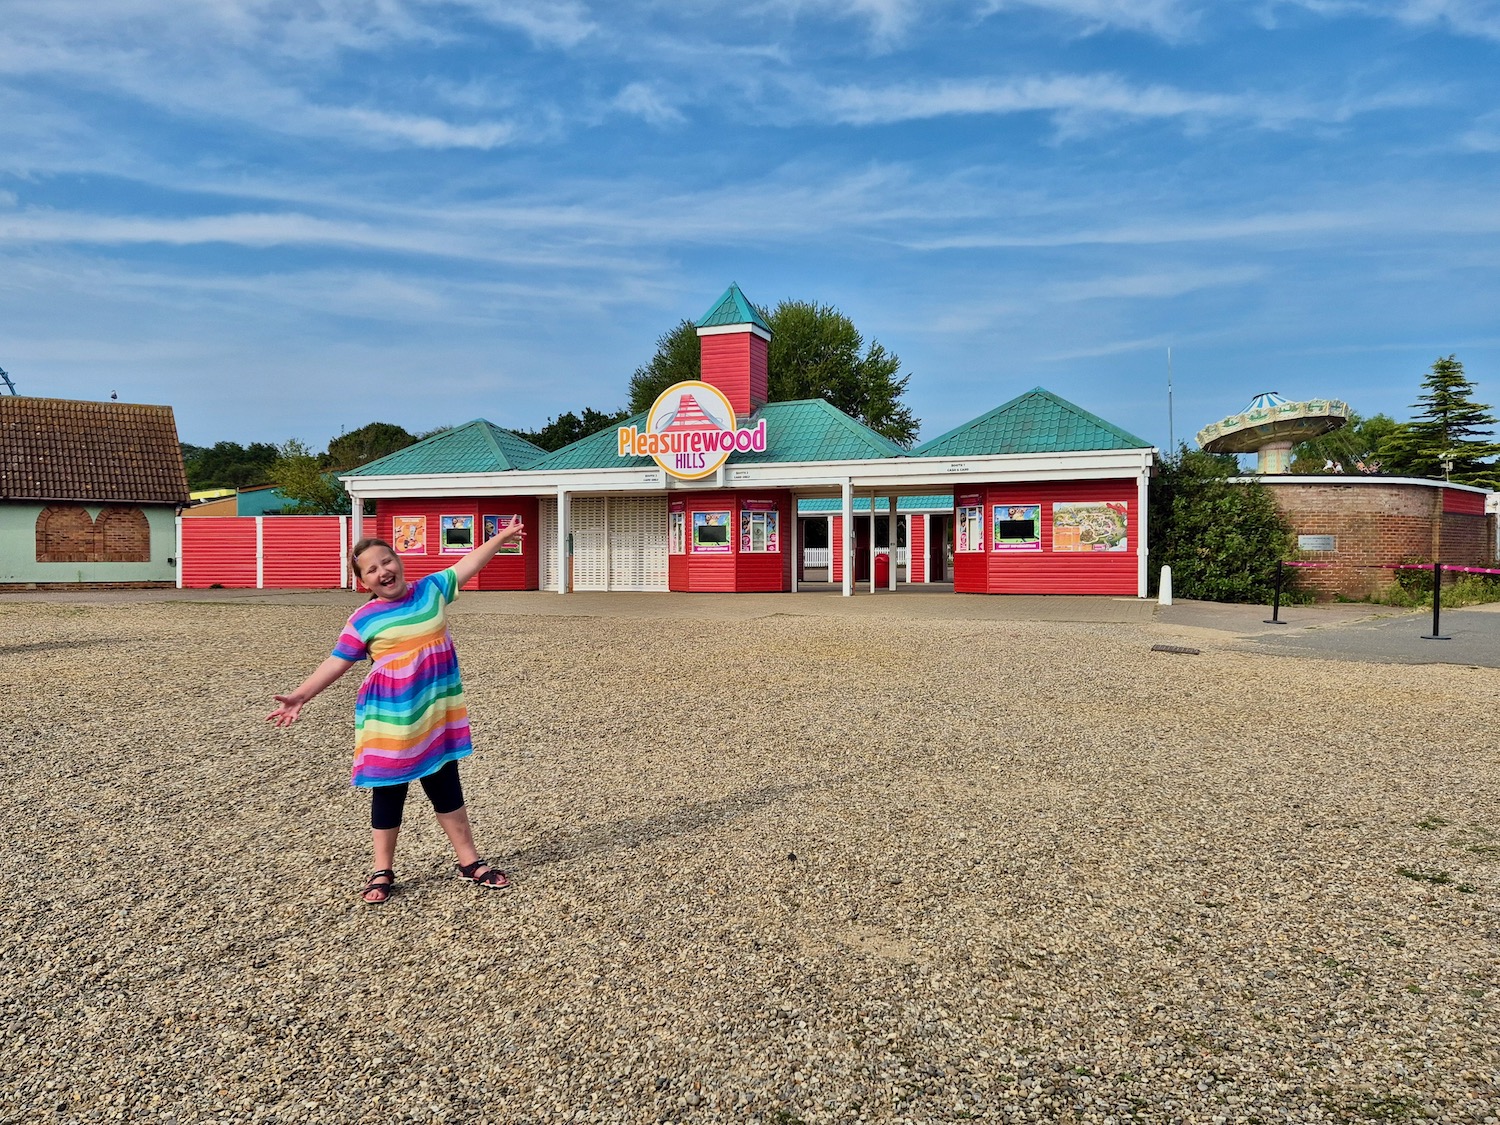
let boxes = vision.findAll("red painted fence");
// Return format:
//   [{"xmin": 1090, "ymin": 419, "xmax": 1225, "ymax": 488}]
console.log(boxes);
[{"xmin": 178, "ymin": 517, "xmax": 351, "ymax": 589}]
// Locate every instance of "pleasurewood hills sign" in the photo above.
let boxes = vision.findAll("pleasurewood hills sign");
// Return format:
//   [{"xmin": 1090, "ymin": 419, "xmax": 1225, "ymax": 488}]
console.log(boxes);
[{"xmin": 616, "ymin": 381, "xmax": 768, "ymax": 481}]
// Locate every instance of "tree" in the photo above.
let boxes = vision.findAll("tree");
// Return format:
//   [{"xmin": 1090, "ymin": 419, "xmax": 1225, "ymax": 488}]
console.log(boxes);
[
  {"xmin": 1380, "ymin": 355, "xmax": 1499, "ymax": 485},
  {"xmin": 272, "ymin": 439, "xmax": 349, "ymax": 514},
  {"xmin": 626, "ymin": 302, "xmax": 921, "ymax": 445},
  {"xmin": 324, "ymin": 422, "xmax": 417, "ymax": 471},
  {"xmin": 766, "ymin": 301, "xmax": 918, "ymax": 446},
  {"xmin": 1288, "ymin": 411, "xmax": 1402, "ymax": 474},
  {"xmin": 514, "ymin": 407, "xmax": 631, "ymax": 452},
  {"xmin": 180, "ymin": 440, "xmax": 280, "ymax": 490},
  {"xmin": 627, "ymin": 319, "xmax": 701, "ymax": 414},
  {"xmin": 1149, "ymin": 447, "xmax": 1297, "ymax": 603}
]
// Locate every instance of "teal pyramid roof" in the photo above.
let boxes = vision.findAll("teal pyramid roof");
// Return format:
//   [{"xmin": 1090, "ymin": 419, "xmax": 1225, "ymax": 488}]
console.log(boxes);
[
  {"xmin": 913, "ymin": 388, "xmax": 1151, "ymax": 458},
  {"xmin": 343, "ymin": 420, "xmax": 547, "ymax": 476},
  {"xmin": 531, "ymin": 413, "xmax": 653, "ymax": 471},
  {"xmin": 734, "ymin": 399, "xmax": 906, "ymax": 463},
  {"xmin": 696, "ymin": 283, "xmax": 772, "ymax": 332},
  {"xmin": 531, "ymin": 398, "xmax": 906, "ymax": 470}
]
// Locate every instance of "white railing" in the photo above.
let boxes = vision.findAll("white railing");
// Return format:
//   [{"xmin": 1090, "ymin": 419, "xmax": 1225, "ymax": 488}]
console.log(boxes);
[{"xmin": 802, "ymin": 547, "xmax": 908, "ymax": 567}]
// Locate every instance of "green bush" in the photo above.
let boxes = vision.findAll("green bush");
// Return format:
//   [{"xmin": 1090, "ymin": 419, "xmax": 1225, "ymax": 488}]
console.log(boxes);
[
  {"xmin": 1149, "ymin": 448, "xmax": 1301, "ymax": 604},
  {"xmin": 1386, "ymin": 561, "xmax": 1500, "ymax": 608}
]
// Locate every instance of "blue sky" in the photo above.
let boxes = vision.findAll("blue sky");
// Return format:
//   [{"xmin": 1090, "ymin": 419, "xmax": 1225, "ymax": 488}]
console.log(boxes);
[{"xmin": 3, "ymin": 0, "xmax": 1499, "ymax": 452}]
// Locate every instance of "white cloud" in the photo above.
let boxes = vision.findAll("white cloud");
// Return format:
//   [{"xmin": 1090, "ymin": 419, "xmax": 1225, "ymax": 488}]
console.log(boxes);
[
  {"xmin": 1046, "ymin": 265, "xmax": 1265, "ymax": 302},
  {"xmin": 978, "ymin": 0, "xmax": 1202, "ymax": 40},
  {"xmin": 1269, "ymin": 0, "xmax": 1500, "ymax": 40},
  {"xmin": 810, "ymin": 72, "xmax": 1410, "ymax": 131},
  {"xmin": 751, "ymin": 0, "xmax": 925, "ymax": 45},
  {"xmin": 613, "ymin": 83, "xmax": 687, "ymax": 127},
  {"xmin": 443, "ymin": 0, "xmax": 598, "ymax": 48}
]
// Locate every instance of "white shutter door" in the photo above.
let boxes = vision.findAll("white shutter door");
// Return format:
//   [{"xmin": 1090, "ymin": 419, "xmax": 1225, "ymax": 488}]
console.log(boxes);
[
  {"xmin": 539, "ymin": 497, "xmax": 558, "ymax": 591},
  {"xmin": 607, "ymin": 497, "xmax": 669, "ymax": 591},
  {"xmin": 571, "ymin": 497, "xmax": 608, "ymax": 591}
]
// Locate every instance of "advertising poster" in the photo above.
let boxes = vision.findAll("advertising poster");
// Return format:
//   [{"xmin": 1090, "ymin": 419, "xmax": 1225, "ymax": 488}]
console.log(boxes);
[
  {"xmin": 740, "ymin": 508, "xmax": 779, "ymax": 553},
  {"xmin": 440, "ymin": 515, "xmax": 475, "ymax": 554},
  {"xmin": 956, "ymin": 504, "xmax": 983, "ymax": 552},
  {"xmin": 692, "ymin": 510, "xmax": 732, "ymax": 553},
  {"xmin": 1052, "ymin": 501, "xmax": 1128, "ymax": 551},
  {"xmin": 392, "ymin": 515, "xmax": 426, "ymax": 555},
  {"xmin": 483, "ymin": 514, "xmax": 523, "ymax": 554},
  {"xmin": 993, "ymin": 504, "xmax": 1041, "ymax": 551}
]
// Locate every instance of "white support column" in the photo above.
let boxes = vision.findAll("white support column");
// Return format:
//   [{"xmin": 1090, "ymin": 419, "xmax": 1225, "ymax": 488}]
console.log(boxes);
[
  {"xmin": 826, "ymin": 515, "xmax": 835, "ymax": 584},
  {"xmin": 175, "ymin": 517, "xmax": 183, "ymax": 589},
  {"xmin": 557, "ymin": 487, "xmax": 570, "ymax": 595},
  {"xmin": 868, "ymin": 499, "xmax": 877, "ymax": 593},
  {"xmin": 339, "ymin": 515, "xmax": 349, "ymax": 588},
  {"xmin": 790, "ymin": 501, "xmax": 799, "ymax": 593},
  {"xmin": 350, "ymin": 496, "xmax": 364, "ymax": 546},
  {"xmin": 888, "ymin": 498, "xmax": 898, "ymax": 591},
  {"xmin": 840, "ymin": 479, "xmax": 853, "ymax": 597},
  {"xmin": 255, "ymin": 516, "xmax": 265, "ymax": 590},
  {"xmin": 1137, "ymin": 465, "xmax": 1151, "ymax": 598}
]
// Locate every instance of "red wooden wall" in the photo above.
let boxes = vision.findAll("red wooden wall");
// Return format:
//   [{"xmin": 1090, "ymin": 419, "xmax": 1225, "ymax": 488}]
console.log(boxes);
[
  {"xmin": 699, "ymin": 332, "xmax": 768, "ymax": 418},
  {"xmin": 373, "ymin": 497, "xmax": 539, "ymax": 591},
  {"xmin": 908, "ymin": 514, "xmax": 926, "ymax": 583},
  {"xmin": 263, "ymin": 517, "xmax": 347, "ymax": 588},
  {"xmin": 669, "ymin": 491, "xmax": 791, "ymax": 592},
  {"xmin": 954, "ymin": 480, "xmax": 1139, "ymax": 595},
  {"xmin": 179, "ymin": 519, "xmax": 259, "ymax": 588}
]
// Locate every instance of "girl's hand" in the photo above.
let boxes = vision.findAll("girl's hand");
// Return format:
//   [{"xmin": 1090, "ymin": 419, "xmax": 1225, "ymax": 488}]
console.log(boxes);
[
  {"xmin": 496, "ymin": 517, "xmax": 525, "ymax": 544},
  {"xmin": 267, "ymin": 695, "xmax": 305, "ymax": 727}
]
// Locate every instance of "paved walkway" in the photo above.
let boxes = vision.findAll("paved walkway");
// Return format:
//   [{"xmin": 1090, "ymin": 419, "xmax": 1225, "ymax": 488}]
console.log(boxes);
[{"xmin": 4, "ymin": 584, "xmax": 1496, "ymax": 666}]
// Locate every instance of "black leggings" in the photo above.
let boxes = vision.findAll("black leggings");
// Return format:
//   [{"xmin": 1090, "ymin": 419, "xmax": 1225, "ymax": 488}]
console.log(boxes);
[{"xmin": 369, "ymin": 760, "xmax": 465, "ymax": 830}]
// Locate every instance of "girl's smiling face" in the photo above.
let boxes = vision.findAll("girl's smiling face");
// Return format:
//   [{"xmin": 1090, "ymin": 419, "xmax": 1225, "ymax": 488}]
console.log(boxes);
[{"xmin": 356, "ymin": 544, "xmax": 409, "ymax": 600}]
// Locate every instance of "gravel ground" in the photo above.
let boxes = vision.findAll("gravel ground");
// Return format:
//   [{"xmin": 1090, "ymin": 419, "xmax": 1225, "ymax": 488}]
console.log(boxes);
[{"xmin": 3, "ymin": 597, "xmax": 1497, "ymax": 1125}]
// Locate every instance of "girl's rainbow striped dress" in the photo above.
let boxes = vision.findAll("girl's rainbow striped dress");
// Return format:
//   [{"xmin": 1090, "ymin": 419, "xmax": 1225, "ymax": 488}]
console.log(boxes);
[{"xmin": 332, "ymin": 568, "xmax": 472, "ymax": 788}]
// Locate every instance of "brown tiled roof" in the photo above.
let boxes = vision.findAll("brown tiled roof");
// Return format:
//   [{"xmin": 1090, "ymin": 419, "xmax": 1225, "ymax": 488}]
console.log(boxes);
[{"xmin": 0, "ymin": 397, "xmax": 191, "ymax": 504}]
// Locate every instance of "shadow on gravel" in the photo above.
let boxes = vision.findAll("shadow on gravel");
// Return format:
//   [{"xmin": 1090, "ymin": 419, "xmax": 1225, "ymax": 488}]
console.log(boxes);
[
  {"xmin": 502, "ymin": 774, "xmax": 850, "ymax": 871},
  {"xmin": 0, "ymin": 637, "xmax": 124, "ymax": 656}
]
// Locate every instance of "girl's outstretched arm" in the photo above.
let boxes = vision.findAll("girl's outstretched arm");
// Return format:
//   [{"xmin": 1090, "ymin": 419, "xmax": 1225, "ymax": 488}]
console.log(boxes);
[
  {"xmin": 268, "ymin": 655, "xmax": 355, "ymax": 727},
  {"xmin": 451, "ymin": 516, "xmax": 525, "ymax": 587}
]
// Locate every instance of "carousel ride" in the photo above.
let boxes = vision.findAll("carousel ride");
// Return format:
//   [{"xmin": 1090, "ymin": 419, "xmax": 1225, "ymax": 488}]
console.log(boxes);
[{"xmin": 1196, "ymin": 391, "xmax": 1349, "ymax": 474}]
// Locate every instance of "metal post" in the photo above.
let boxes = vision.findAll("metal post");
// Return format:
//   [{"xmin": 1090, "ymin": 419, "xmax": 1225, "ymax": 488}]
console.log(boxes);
[
  {"xmin": 1422, "ymin": 561, "xmax": 1450, "ymax": 640},
  {"xmin": 1264, "ymin": 559, "xmax": 1287, "ymax": 624}
]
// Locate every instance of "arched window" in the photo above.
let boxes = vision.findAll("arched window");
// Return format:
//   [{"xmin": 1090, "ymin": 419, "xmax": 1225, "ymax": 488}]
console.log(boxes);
[
  {"xmin": 98, "ymin": 506, "xmax": 152, "ymax": 562},
  {"xmin": 36, "ymin": 505, "xmax": 99, "ymax": 563}
]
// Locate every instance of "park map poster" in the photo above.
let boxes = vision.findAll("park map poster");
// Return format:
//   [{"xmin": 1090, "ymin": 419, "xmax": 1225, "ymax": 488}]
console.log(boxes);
[{"xmin": 1052, "ymin": 502, "xmax": 1128, "ymax": 552}]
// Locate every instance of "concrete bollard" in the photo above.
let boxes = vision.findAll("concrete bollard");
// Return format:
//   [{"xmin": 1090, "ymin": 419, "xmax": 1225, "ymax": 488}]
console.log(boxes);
[{"xmin": 1158, "ymin": 565, "xmax": 1173, "ymax": 606}]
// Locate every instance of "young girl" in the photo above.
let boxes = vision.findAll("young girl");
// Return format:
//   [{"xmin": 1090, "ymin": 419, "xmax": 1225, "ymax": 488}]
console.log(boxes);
[{"xmin": 268, "ymin": 518, "xmax": 525, "ymax": 904}]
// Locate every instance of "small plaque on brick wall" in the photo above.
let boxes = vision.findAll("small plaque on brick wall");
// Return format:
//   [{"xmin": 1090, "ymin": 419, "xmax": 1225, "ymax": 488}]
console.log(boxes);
[{"xmin": 1298, "ymin": 534, "xmax": 1337, "ymax": 552}]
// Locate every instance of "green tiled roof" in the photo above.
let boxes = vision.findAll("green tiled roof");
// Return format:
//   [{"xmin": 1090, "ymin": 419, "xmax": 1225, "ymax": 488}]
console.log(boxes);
[
  {"xmin": 343, "ymin": 420, "xmax": 547, "ymax": 476},
  {"xmin": 531, "ymin": 398, "xmax": 907, "ymax": 471},
  {"xmin": 696, "ymin": 283, "xmax": 772, "ymax": 332},
  {"xmin": 798, "ymin": 495, "xmax": 951, "ymax": 512},
  {"xmin": 531, "ymin": 413, "xmax": 653, "ymax": 471},
  {"xmin": 734, "ymin": 399, "xmax": 907, "ymax": 463},
  {"xmin": 913, "ymin": 388, "xmax": 1151, "ymax": 458}
]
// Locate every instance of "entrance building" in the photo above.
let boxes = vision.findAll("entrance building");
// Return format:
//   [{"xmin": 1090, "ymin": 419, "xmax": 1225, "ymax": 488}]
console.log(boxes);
[{"xmin": 343, "ymin": 284, "xmax": 1157, "ymax": 597}]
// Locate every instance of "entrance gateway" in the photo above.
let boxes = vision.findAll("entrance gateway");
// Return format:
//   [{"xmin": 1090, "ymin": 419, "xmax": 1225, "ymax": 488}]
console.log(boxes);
[{"xmin": 341, "ymin": 282, "xmax": 1158, "ymax": 598}]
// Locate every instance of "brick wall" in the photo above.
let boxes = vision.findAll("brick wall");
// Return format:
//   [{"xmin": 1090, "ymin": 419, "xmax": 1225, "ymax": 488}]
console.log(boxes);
[
  {"xmin": 36, "ymin": 504, "xmax": 151, "ymax": 563},
  {"xmin": 36, "ymin": 504, "xmax": 98, "ymax": 562},
  {"xmin": 1259, "ymin": 480, "xmax": 1493, "ymax": 600}
]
